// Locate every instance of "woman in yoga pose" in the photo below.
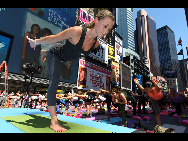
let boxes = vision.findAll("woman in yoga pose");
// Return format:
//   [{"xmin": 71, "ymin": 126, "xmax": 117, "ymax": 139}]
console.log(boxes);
[{"xmin": 26, "ymin": 10, "xmax": 115, "ymax": 132}]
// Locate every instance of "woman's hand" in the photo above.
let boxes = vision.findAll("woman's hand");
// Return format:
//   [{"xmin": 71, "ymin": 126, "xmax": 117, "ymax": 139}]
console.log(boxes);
[
  {"xmin": 134, "ymin": 78, "xmax": 139, "ymax": 84},
  {"xmin": 26, "ymin": 36, "xmax": 37, "ymax": 50}
]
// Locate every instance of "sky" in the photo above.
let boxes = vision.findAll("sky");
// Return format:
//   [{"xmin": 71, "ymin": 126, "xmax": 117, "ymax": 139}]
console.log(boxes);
[{"xmin": 133, "ymin": 8, "xmax": 188, "ymax": 60}]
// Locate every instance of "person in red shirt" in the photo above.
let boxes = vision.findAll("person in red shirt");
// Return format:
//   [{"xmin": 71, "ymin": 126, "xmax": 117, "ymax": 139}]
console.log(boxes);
[{"xmin": 134, "ymin": 78, "xmax": 163, "ymax": 126}]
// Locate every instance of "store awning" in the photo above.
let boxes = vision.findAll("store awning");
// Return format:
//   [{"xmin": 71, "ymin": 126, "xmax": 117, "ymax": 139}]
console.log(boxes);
[{"xmin": 0, "ymin": 72, "xmax": 77, "ymax": 88}]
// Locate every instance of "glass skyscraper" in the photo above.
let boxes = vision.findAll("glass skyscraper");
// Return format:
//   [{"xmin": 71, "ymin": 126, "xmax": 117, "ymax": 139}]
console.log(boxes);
[
  {"xmin": 157, "ymin": 26, "xmax": 172, "ymax": 75},
  {"xmin": 116, "ymin": 8, "xmax": 135, "ymax": 51},
  {"xmin": 157, "ymin": 25, "xmax": 175, "ymax": 75},
  {"xmin": 157, "ymin": 25, "xmax": 183, "ymax": 91}
]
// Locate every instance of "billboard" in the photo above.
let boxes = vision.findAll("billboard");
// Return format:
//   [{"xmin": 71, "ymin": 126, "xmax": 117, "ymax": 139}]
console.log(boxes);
[
  {"xmin": 0, "ymin": 8, "xmax": 78, "ymax": 84},
  {"xmin": 108, "ymin": 44, "xmax": 115, "ymax": 60},
  {"xmin": 164, "ymin": 70, "xmax": 177, "ymax": 78},
  {"xmin": 111, "ymin": 60, "xmax": 120, "ymax": 87},
  {"xmin": 77, "ymin": 59, "xmax": 111, "ymax": 91},
  {"xmin": 132, "ymin": 75, "xmax": 143, "ymax": 93},
  {"xmin": 0, "ymin": 31, "xmax": 14, "ymax": 65},
  {"xmin": 89, "ymin": 38, "xmax": 109, "ymax": 64},
  {"xmin": 115, "ymin": 33, "xmax": 123, "ymax": 62},
  {"xmin": 120, "ymin": 62, "xmax": 132, "ymax": 91},
  {"xmin": 78, "ymin": 8, "xmax": 94, "ymax": 25}
]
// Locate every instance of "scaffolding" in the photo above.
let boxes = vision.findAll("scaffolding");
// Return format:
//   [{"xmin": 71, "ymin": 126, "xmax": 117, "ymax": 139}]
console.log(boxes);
[{"xmin": 0, "ymin": 61, "xmax": 8, "ymax": 108}]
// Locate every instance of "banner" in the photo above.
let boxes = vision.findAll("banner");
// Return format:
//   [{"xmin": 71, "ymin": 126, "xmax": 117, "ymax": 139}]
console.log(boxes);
[
  {"xmin": 43, "ymin": 8, "xmax": 77, "ymax": 30},
  {"xmin": 115, "ymin": 34, "xmax": 123, "ymax": 62},
  {"xmin": 111, "ymin": 60, "xmax": 120, "ymax": 87},
  {"xmin": 89, "ymin": 38, "xmax": 108, "ymax": 64},
  {"xmin": 164, "ymin": 70, "xmax": 177, "ymax": 78},
  {"xmin": 108, "ymin": 44, "xmax": 115, "ymax": 60},
  {"xmin": 78, "ymin": 8, "xmax": 94, "ymax": 25},
  {"xmin": 77, "ymin": 59, "xmax": 111, "ymax": 91},
  {"xmin": 132, "ymin": 75, "xmax": 142, "ymax": 92},
  {"xmin": 0, "ymin": 33, "xmax": 13, "ymax": 64},
  {"xmin": 20, "ymin": 10, "xmax": 77, "ymax": 82},
  {"xmin": 121, "ymin": 62, "xmax": 132, "ymax": 90}
]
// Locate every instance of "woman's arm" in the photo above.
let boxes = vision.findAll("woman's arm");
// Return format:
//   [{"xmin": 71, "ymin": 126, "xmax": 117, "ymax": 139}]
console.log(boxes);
[
  {"xmin": 178, "ymin": 93, "xmax": 186, "ymax": 103},
  {"xmin": 37, "ymin": 26, "xmax": 80, "ymax": 44},
  {"xmin": 75, "ymin": 94, "xmax": 86, "ymax": 98},
  {"xmin": 26, "ymin": 26, "xmax": 81, "ymax": 48},
  {"xmin": 134, "ymin": 78, "xmax": 147, "ymax": 93}
]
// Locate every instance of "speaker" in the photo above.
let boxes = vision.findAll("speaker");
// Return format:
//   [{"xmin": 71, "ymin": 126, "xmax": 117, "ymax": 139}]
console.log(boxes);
[{"xmin": 22, "ymin": 62, "xmax": 42, "ymax": 74}]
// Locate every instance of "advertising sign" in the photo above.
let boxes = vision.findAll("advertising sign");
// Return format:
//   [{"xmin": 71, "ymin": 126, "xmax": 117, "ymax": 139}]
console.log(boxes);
[
  {"xmin": 89, "ymin": 38, "xmax": 108, "ymax": 64},
  {"xmin": 0, "ymin": 31, "xmax": 14, "ymax": 64},
  {"xmin": 43, "ymin": 8, "xmax": 77, "ymax": 30},
  {"xmin": 132, "ymin": 75, "xmax": 142, "ymax": 93},
  {"xmin": 164, "ymin": 70, "xmax": 177, "ymax": 78},
  {"xmin": 78, "ymin": 8, "xmax": 94, "ymax": 25},
  {"xmin": 111, "ymin": 60, "xmax": 120, "ymax": 87},
  {"xmin": 19, "ymin": 8, "xmax": 77, "ymax": 83},
  {"xmin": 77, "ymin": 59, "xmax": 111, "ymax": 91},
  {"xmin": 120, "ymin": 62, "xmax": 132, "ymax": 90},
  {"xmin": 115, "ymin": 33, "xmax": 123, "ymax": 62},
  {"xmin": 108, "ymin": 44, "xmax": 115, "ymax": 60}
]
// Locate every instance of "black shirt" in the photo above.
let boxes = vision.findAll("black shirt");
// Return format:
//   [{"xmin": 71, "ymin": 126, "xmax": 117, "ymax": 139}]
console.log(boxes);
[{"xmin": 49, "ymin": 25, "xmax": 97, "ymax": 62}]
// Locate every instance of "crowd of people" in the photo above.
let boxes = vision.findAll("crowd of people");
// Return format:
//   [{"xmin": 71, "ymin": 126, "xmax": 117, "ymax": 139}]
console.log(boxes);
[{"xmin": 0, "ymin": 79, "xmax": 188, "ymax": 128}]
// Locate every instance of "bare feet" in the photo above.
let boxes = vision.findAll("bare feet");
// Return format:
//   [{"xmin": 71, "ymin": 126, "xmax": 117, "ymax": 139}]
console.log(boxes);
[{"xmin": 50, "ymin": 121, "xmax": 67, "ymax": 132}]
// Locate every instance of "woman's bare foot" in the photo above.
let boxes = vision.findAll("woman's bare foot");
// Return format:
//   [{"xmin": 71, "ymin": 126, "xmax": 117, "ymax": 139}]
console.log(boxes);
[
  {"xmin": 50, "ymin": 121, "xmax": 67, "ymax": 132},
  {"xmin": 48, "ymin": 106, "xmax": 67, "ymax": 132}
]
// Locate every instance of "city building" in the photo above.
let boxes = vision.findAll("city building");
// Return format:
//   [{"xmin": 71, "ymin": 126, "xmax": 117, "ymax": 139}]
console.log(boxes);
[
  {"xmin": 147, "ymin": 16, "xmax": 161, "ymax": 77},
  {"xmin": 123, "ymin": 48, "xmax": 140, "ymax": 77},
  {"xmin": 135, "ymin": 9, "xmax": 150, "ymax": 71},
  {"xmin": 184, "ymin": 8, "xmax": 188, "ymax": 27},
  {"xmin": 157, "ymin": 25, "xmax": 183, "ymax": 91},
  {"xmin": 178, "ymin": 58, "xmax": 188, "ymax": 92},
  {"xmin": 135, "ymin": 9, "xmax": 160, "ymax": 77},
  {"xmin": 116, "ymin": 8, "xmax": 140, "ymax": 85},
  {"xmin": 116, "ymin": 8, "xmax": 135, "ymax": 51},
  {"xmin": 167, "ymin": 78, "xmax": 178, "ymax": 92}
]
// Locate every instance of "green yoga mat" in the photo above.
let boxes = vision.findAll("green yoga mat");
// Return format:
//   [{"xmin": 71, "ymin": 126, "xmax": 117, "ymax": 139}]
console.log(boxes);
[{"xmin": 1, "ymin": 114, "xmax": 111, "ymax": 133}]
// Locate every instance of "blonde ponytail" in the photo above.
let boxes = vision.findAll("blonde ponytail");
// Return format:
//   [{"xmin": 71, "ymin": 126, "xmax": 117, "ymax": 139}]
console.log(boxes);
[{"xmin": 86, "ymin": 20, "xmax": 95, "ymax": 28}]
